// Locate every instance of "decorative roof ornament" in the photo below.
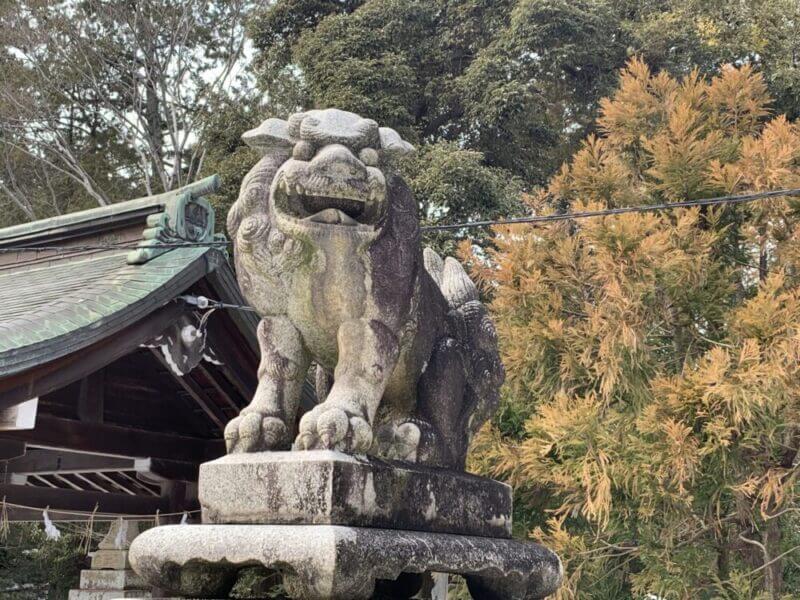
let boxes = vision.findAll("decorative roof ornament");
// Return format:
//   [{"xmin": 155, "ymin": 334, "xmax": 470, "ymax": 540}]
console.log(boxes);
[{"xmin": 127, "ymin": 175, "xmax": 224, "ymax": 265}]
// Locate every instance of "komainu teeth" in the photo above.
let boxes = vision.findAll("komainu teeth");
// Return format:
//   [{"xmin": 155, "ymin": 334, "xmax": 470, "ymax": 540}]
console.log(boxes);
[{"xmin": 296, "ymin": 184, "xmax": 304, "ymax": 195}]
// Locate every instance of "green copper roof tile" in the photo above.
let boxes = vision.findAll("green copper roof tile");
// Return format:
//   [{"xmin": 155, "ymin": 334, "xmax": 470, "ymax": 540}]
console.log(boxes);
[
  {"xmin": 0, "ymin": 176, "xmax": 220, "ymax": 246},
  {"xmin": 0, "ymin": 246, "xmax": 218, "ymax": 376}
]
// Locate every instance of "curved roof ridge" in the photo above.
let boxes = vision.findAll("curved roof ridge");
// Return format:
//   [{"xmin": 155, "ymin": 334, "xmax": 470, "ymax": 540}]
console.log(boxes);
[{"xmin": 0, "ymin": 175, "xmax": 220, "ymax": 246}]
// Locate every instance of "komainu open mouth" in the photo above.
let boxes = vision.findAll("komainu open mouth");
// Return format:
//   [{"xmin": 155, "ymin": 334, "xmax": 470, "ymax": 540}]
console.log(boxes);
[
  {"xmin": 273, "ymin": 173, "xmax": 383, "ymax": 228},
  {"xmin": 307, "ymin": 207, "xmax": 359, "ymax": 225},
  {"xmin": 302, "ymin": 195, "xmax": 364, "ymax": 223}
]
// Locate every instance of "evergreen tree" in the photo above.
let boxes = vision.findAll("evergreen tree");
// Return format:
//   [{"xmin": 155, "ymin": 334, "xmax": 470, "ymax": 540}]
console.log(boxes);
[
  {"xmin": 471, "ymin": 59, "xmax": 800, "ymax": 599},
  {"xmin": 620, "ymin": 0, "xmax": 800, "ymax": 120},
  {"xmin": 225, "ymin": 0, "xmax": 631, "ymax": 232}
]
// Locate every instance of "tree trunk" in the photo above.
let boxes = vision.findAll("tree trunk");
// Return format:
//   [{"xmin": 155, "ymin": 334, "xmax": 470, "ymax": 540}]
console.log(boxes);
[
  {"xmin": 145, "ymin": 82, "xmax": 163, "ymax": 191},
  {"xmin": 763, "ymin": 518, "xmax": 782, "ymax": 599}
]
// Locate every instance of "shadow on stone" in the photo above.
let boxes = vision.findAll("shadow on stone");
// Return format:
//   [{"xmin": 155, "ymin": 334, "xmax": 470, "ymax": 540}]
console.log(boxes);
[
  {"xmin": 372, "ymin": 572, "xmax": 426, "ymax": 599},
  {"xmin": 162, "ymin": 560, "xmax": 237, "ymax": 597},
  {"xmin": 230, "ymin": 566, "xmax": 287, "ymax": 599}
]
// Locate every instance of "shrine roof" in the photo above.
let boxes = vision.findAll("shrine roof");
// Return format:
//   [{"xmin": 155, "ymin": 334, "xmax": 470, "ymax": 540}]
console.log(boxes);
[
  {"xmin": 0, "ymin": 245, "xmax": 224, "ymax": 376},
  {"xmin": 0, "ymin": 175, "xmax": 258, "ymax": 382},
  {"xmin": 0, "ymin": 176, "xmax": 267, "ymax": 521}
]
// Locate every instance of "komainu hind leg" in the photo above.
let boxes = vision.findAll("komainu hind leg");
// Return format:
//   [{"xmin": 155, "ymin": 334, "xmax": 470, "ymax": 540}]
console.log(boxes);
[
  {"xmin": 225, "ymin": 316, "xmax": 310, "ymax": 453},
  {"xmin": 376, "ymin": 337, "xmax": 469, "ymax": 468},
  {"xmin": 315, "ymin": 364, "xmax": 333, "ymax": 401}
]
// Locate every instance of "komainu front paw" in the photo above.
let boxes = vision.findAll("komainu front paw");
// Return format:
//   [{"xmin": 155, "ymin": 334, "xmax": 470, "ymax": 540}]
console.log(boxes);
[
  {"xmin": 374, "ymin": 421, "xmax": 421, "ymax": 462},
  {"xmin": 225, "ymin": 411, "xmax": 288, "ymax": 453},
  {"xmin": 293, "ymin": 403, "xmax": 373, "ymax": 453}
]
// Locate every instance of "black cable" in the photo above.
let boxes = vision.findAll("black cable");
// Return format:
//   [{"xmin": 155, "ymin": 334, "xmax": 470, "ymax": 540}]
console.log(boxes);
[
  {"xmin": 179, "ymin": 294, "xmax": 258, "ymax": 312},
  {"xmin": 421, "ymin": 187, "xmax": 800, "ymax": 231},
  {"xmin": 2, "ymin": 187, "xmax": 799, "ymax": 252}
]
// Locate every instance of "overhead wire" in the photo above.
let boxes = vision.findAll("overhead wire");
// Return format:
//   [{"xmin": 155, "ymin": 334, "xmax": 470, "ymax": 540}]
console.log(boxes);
[
  {"xmin": 420, "ymin": 187, "xmax": 800, "ymax": 231},
  {"xmin": 0, "ymin": 187, "xmax": 798, "ymax": 253}
]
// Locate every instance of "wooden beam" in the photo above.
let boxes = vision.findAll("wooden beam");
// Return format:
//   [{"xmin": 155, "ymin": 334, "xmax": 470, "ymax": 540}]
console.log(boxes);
[
  {"xmin": 0, "ymin": 303, "xmax": 187, "ymax": 409},
  {"xmin": 0, "ymin": 414, "xmax": 223, "ymax": 462},
  {"xmin": 118, "ymin": 471, "xmax": 159, "ymax": 497},
  {"xmin": 137, "ymin": 458, "xmax": 199, "ymax": 483},
  {"xmin": 77, "ymin": 371, "xmax": 104, "ymax": 423},
  {"xmin": 30, "ymin": 474, "xmax": 58, "ymax": 488},
  {"xmin": 0, "ymin": 439, "xmax": 25, "ymax": 460},
  {"xmin": 6, "ymin": 448, "xmax": 201, "ymax": 483},
  {"xmin": 196, "ymin": 363, "xmax": 242, "ymax": 413},
  {"xmin": 0, "ymin": 398, "xmax": 38, "ymax": 431},
  {"xmin": 96, "ymin": 472, "xmax": 136, "ymax": 496},
  {"xmin": 7, "ymin": 448, "xmax": 135, "ymax": 475},
  {"xmin": 0, "ymin": 483, "xmax": 168, "ymax": 519},
  {"xmin": 72, "ymin": 472, "xmax": 109, "ymax": 493},
  {"xmin": 150, "ymin": 349, "xmax": 227, "ymax": 431},
  {"xmin": 52, "ymin": 473, "xmax": 84, "ymax": 491}
]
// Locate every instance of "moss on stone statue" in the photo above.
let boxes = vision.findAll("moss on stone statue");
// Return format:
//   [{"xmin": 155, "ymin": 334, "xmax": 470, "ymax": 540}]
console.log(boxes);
[{"xmin": 229, "ymin": 566, "xmax": 288, "ymax": 599}]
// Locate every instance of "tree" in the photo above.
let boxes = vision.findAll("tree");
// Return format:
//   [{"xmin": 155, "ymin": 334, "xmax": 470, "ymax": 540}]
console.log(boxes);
[
  {"xmin": 471, "ymin": 59, "xmax": 800, "ymax": 599},
  {"xmin": 240, "ymin": 0, "xmax": 631, "ymax": 232},
  {"xmin": 620, "ymin": 0, "xmax": 800, "ymax": 120},
  {"xmin": 0, "ymin": 0, "xmax": 255, "ymax": 224}
]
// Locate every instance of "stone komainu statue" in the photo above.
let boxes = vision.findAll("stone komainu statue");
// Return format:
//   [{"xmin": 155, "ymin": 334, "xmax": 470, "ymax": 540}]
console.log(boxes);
[{"xmin": 225, "ymin": 109, "xmax": 503, "ymax": 468}]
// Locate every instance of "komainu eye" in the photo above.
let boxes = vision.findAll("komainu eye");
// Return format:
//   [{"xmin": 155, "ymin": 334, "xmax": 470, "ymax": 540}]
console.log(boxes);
[
  {"xmin": 293, "ymin": 141, "xmax": 314, "ymax": 161},
  {"xmin": 359, "ymin": 147, "xmax": 379, "ymax": 166}
]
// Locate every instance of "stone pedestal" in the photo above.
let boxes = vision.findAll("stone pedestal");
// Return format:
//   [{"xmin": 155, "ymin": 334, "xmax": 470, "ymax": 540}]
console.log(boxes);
[
  {"xmin": 200, "ymin": 450, "xmax": 512, "ymax": 538},
  {"xmin": 70, "ymin": 520, "xmax": 152, "ymax": 600},
  {"xmin": 131, "ymin": 524, "xmax": 560, "ymax": 600},
  {"xmin": 130, "ymin": 452, "xmax": 562, "ymax": 599}
]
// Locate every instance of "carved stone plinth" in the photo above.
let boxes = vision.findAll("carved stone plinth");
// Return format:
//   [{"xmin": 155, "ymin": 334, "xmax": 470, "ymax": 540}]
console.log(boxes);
[
  {"xmin": 200, "ymin": 450, "xmax": 512, "ymax": 538},
  {"xmin": 129, "ymin": 524, "xmax": 561, "ymax": 600}
]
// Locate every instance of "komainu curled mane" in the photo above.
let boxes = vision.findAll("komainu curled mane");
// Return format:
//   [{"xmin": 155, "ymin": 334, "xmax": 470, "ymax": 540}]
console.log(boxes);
[{"xmin": 225, "ymin": 108, "xmax": 503, "ymax": 468}]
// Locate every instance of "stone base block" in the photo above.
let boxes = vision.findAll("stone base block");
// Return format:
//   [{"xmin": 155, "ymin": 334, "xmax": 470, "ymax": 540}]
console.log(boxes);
[
  {"xmin": 129, "ymin": 524, "xmax": 562, "ymax": 600},
  {"xmin": 80, "ymin": 569, "xmax": 146, "ymax": 590},
  {"xmin": 91, "ymin": 549, "xmax": 131, "ymax": 570},
  {"xmin": 199, "ymin": 450, "xmax": 512, "ymax": 538},
  {"xmin": 68, "ymin": 591, "xmax": 150, "ymax": 600}
]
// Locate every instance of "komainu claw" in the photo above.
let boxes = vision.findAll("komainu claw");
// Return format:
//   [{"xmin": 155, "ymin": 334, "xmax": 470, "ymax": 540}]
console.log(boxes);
[
  {"xmin": 294, "ymin": 404, "xmax": 372, "ymax": 453},
  {"xmin": 225, "ymin": 412, "xmax": 288, "ymax": 454}
]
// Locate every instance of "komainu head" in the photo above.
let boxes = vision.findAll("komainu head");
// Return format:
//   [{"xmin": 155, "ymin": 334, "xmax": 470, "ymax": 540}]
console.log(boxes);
[{"xmin": 242, "ymin": 108, "xmax": 413, "ymax": 234}]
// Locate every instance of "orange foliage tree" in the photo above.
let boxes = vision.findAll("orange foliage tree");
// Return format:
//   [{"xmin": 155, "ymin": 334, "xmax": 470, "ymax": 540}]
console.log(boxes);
[{"xmin": 469, "ymin": 59, "xmax": 800, "ymax": 599}]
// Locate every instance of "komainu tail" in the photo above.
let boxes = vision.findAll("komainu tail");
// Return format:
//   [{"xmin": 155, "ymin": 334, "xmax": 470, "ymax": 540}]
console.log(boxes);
[{"xmin": 423, "ymin": 248, "xmax": 504, "ymax": 440}]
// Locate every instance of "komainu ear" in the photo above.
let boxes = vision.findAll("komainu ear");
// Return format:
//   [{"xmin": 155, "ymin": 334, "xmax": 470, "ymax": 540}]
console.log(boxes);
[
  {"xmin": 379, "ymin": 127, "xmax": 415, "ymax": 157},
  {"xmin": 242, "ymin": 118, "xmax": 294, "ymax": 155}
]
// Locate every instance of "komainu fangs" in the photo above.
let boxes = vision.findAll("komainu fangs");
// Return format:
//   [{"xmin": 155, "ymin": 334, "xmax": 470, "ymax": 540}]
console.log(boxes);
[{"xmin": 225, "ymin": 109, "xmax": 503, "ymax": 468}]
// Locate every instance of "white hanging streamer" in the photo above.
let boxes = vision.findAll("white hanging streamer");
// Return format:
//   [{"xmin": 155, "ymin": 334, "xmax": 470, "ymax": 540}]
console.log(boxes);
[
  {"xmin": 179, "ymin": 512, "xmax": 189, "ymax": 525},
  {"xmin": 114, "ymin": 518, "xmax": 128, "ymax": 549},
  {"xmin": 43, "ymin": 509, "xmax": 61, "ymax": 540}
]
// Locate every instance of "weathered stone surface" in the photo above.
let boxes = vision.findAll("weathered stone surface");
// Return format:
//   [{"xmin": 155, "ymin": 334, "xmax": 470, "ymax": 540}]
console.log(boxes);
[
  {"xmin": 68, "ymin": 591, "xmax": 150, "ymax": 600},
  {"xmin": 80, "ymin": 569, "xmax": 145, "ymax": 590},
  {"xmin": 226, "ymin": 108, "xmax": 504, "ymax": 469},
  {"xmin": 200, "ymin": 450, "xmax": 512, "ymax": 538},
  {"xmin": 130, "ymin": 524, "xmax": 562, "ymax": 600},
  {"xmin": 91, "ymin": 549, "xmax": 131, "ymax": 570},
  {"xmin": 126, "ymin": 107, "xmax": 562, "ymax": 599}
]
